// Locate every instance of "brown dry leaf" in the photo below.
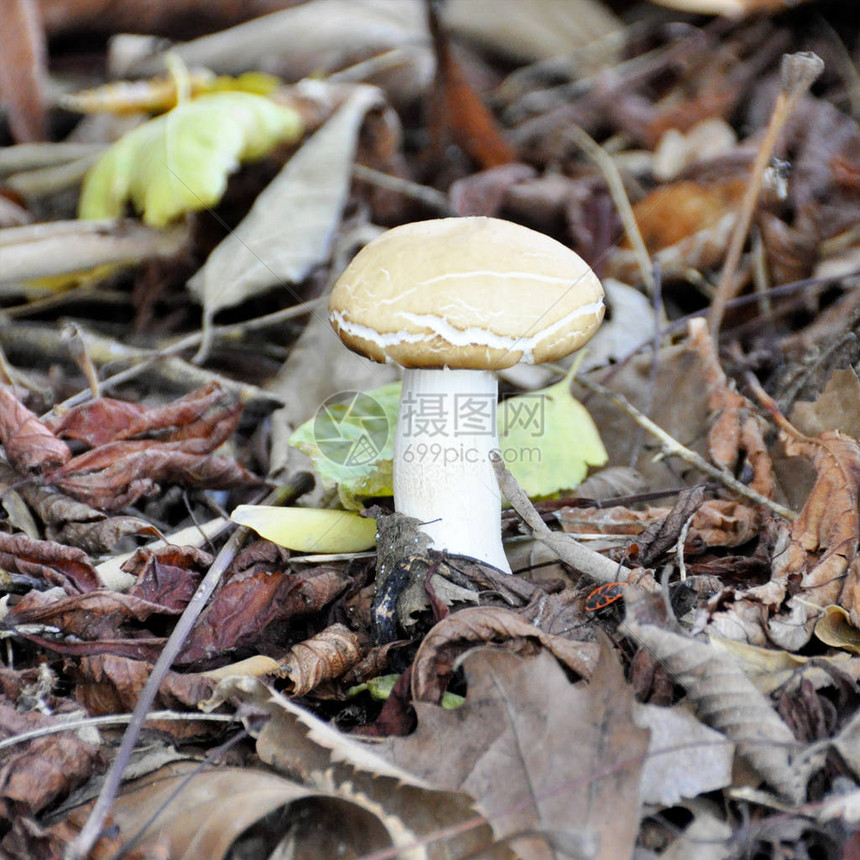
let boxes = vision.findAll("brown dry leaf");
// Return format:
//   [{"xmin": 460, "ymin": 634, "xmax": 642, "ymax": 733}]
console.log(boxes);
[
  {"xmin": 61, "ymin": 760, "xmax": 404, "ymax": 860},
  {"xmin": 766, "ymin": 413, "xmax": 860, "ymax": 635},
  {"xmin": 410, "ymin": 606, "xmax": 599, "ymax": 704},
  {"xmin": 790, "ymin": 368, "xmax": 860, "ymax": 440},
  {"xmin": 5, "ymin": 588, "xmax": 181, "ymax": 641},
  {"xmin": 426, "ymin": 1, "xmax": 516, "ymax": 171},
  {"xmin": 0, "ymin": 531, "xmax": 100, "ymax": 593},
  {"xmin": 47, "ymin": 444, "xmax": 265, "ymax": 511},
  {"xmin": 688, "ymin": 318, "xmax": 776, "ymax": 498},
  {"xmin": 279, "ymin": 623, "xmax": 367, "ymax": 697},
  {"xmin": 125, "ymin": 544, "xmax": 212, "ymax": 609},
  {"xmin": 815, "ymin": 605, "xmax": 860, "ymax": 655},
  {"xmin": 205, "ymin": 676, "xmax": 512, "ymax": 859},
  {"xmin": 73, "ymin": 654, "xmax": 213, "ymax": 732},
  {"xmin": 0, "ymin": 387, "xmax": 71, "ymax": 473},
  {"xmin": 625, "ymin": 595, "xmax": 809, "ymax": 803},
  {"xmin": 559, "ymin": 498, "xmax": 761, "ymax": 549},
  {"xmin": 0, "ymin": 701, "xmax": 99, "ymax": 820},
  {"xmin": 0, "ymin": 0, "xmax": 48, "ymax": 142},
  {"xmin": 179, "ymin": 564, "xmax": 351, "ymax": 665},
  {"xmin": 383, "ymin": 646, "xmax": 648, "ymax": 860},
  {"xmin": 48, "ymin": 382, "xmax": 238, "ymax": 446}
]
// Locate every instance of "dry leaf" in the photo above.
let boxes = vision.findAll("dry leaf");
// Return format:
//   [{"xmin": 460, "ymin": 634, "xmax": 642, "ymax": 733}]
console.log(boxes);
[
  {"xmin": 634, "ymin": 703, "xmax": 734, "ymax": 805},
  {"xmin": 444, "ymin": 0, "xmax": 621, "ymax": 62},
  {"xmin": 61, "ymin": 760, "xmax": 403, "ymax": 860},
  {"xmin": 0, "ymin": 0, "xmax": 48, "ymax": 142},
  {"xmin": 384, "ymin": 646, "xmax": 648, "ymax": 860},
  {"xmin": 188, "ymin": 84, "xmax": 383, "ymax": 352},
  {"xmin": 688, "ymin": 318, "xmax": 776, "ymax": 500},
  {"xmin": 410, "ymin": 606, "xmax": 599, "ymax": 704},
  {"xmin": 790, "ymin": 368, "xmax": 860, "ymax": 440},
  {"xmin": 279, "ymin": 623, "xmax": 367, "ymax": 696},
  {"xmin": 205, "ymin": 676, "xmax": 512, "ymax": 859},
  {"xmin": 180, "ymin": 565, "xmax": 351, "ymax": 665},
  {"xmin": 0, "ymin": 701, "xmax": 98, "ymax": 819},
  {"xmin": 625, "ymin": 596, "xmax": 808, "ymax": 803},
  {"xmin": 0, "ymin": 532, "xmax": 100, "ymax": 593},
  {"xmin": 0, "ymin": 387, "xmax": 70, "ymax": 473}
]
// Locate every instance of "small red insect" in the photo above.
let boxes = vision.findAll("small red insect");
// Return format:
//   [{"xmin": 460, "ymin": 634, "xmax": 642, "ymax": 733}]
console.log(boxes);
[{"xmin": 584, "ymin": 581, "xmax": 627, "ymax": 612}]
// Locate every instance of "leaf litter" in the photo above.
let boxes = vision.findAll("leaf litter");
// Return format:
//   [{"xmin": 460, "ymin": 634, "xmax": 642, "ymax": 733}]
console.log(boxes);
[{"xmin": 0, "ymin": 0, "xmax": 859, "ymax": 858}]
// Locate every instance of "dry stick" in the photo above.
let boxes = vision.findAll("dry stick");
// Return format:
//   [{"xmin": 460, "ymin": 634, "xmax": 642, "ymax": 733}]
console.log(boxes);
[
  {"xmin": 564, "ymin": 123, "xmax": 655, "ymax": 295},
  {"xmin": 709, "ymin": 52, "xmax": 824, "ymax": 336},
  {"xmin": 490, "ymin": 451, "xmax": 627, "ymax": 583},
  {"xmin": 575, "ymin": 374, "xmax": 797, "ymax": 521},
  {"xmin": 68, "ymin": 473, "xmax": 313, "ymax": 860}
]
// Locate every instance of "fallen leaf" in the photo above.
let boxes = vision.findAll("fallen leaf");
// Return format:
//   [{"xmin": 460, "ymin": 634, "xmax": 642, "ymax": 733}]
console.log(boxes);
[
  {"xmin": 188, "ymin": 84, "xmax": 382, "ymax": 348},
  {"xmin": 410, "ymin": 606, "xmax": 598, "ymax": 705},
  {"xmin": 0, "ymin": 701, "xmax": 98, "ymax": 819},
  {"xmin": 0, "ymin": 0, "xmax": 48, "ymax": 142},
  {"xmin": 0, "ymin": 532, "xmax": 100, "ymax": 593},
  {"xmin": 231, "ymin": 506, "xmax": 377, "ymax": 552},
  {"xmin": 0, "ymin": 386, "xmax": 71, "ymax": 472},
  {"xmin": 634, "ymin": 703, "xmax": 734, "ymax": 805},
  {"xmin": 79, "ymin": 91, "xmax": 303, "ymax": 227},
  {"xmin": 790, "ymin": 368, "xmax": 860, "ymax": 440},
  {"xmin": 383, "ymin": 646, "xmax": 648, "ymax": 860},
  {"xmin": 279, "ymin": 623, "xmax": 367, "ymax": 696},
  {"xmin": 625, "ymin": 595, "xmax": 808, "ymax": 803},
  {"xmin": 814, "ymin": 605, "xmax": 860, "ymax": 655},
  {"xmin": 180, "ymin": 564, "xmax": 352, "ymax": 665},
  {"xmin": 499, "ymin": 364, "xmax": 608, "ymax": 498},
  {"xmin": 205, "ymin": 675, "xmax": 512, "ymax": 859}
]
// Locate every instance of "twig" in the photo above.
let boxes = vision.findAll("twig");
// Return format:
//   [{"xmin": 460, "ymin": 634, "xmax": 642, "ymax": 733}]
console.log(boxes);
[
  {"xmin": 0, "ymin": 711, "xmax": 239, "ymax": 753},
  {"xmin": 576, "ymin": 375, "xmax": 797, "ymax": 521},
  {"xmin": 564, "ymin": 123, "xmax": 655, "ymax": 295},
  {"xmin": 67, "ymin": 474, "xmax": 313, "ymax": 860},
  {"xmin": 490, "ymin": 451, "xmax": 628, "ymax": 583},
  {"xmin": 709, "ymin": 52, "xmax": 824, "ymax": 335},
  {"xmin": 352, "ymin": 164, "xmax": 454, "ymax": 215}
]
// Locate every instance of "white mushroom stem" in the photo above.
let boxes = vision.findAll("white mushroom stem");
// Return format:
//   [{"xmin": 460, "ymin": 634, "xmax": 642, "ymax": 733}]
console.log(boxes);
[{"xmin": 393, "ymin": 367, "xmax": 511, "ymax": 572}]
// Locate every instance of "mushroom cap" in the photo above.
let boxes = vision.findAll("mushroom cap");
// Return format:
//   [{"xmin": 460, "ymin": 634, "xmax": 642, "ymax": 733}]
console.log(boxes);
[{"xmin": 329, "ymin": 216, "xmax": 605, "ymax": 370}]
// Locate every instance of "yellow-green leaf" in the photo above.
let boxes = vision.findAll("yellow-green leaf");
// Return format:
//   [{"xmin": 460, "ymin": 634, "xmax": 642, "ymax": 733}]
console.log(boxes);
[
  {"xmin": 289, "ymin": 382, "xmax": 400, "ymax": 510},
  {"xmin": 231, "ymin": 506, "xmax": 376, "ymax": 553},
  {"xmin": 79, "ymin": 92, "xmax": 302, "ymax": 227},
  {"xmin": 499, "ymin": 365, "xmax": 607, "ymax": 498}
]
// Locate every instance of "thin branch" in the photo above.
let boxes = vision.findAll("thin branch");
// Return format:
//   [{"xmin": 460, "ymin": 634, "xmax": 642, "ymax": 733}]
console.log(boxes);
[{"xmin": 576, "ymin": 375, "xmax": 797, "ymax": 522}]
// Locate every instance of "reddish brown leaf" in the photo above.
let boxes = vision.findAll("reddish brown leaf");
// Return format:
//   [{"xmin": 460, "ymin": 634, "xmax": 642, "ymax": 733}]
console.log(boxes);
[
  {"xmin": 0, "ymin": 701, "xmax": 99, "ymax": 818},
  {"xmin": 0, "ymin": 0, "xmax": 48, "ymax": 142},
  {"xmin": 73, "ymin": 654, "xmax": 214, "ymax": 737},
  {"xmin": 48, "ymin": 382, "xmax": 240, "ymax": 448},
  {"xmin": 179, "ymin": 565, "xmax": 352, "ymax": 665},
  {"xmin": 0, "ymin": 532, "xmax": 100, "ymax": 593},
  {"xmin": 6, "ymin": 588, "xmax": 180, "ymax": 640},
  {"xmin": 47, "ymin": 443, "xmax": 265, "ymax": 512},
  {"xmin": 125, "ymin": 544, "xmax": 212, "ymax": 610},
  {"xmin": 688, "ymin": 318, "xmax": 775, "ymax": 499},
  {"xmin": 0, "ymin": 387, "xmax": 71, "ymax": 473},
  {"xmin": 425, "ymin": 0, "xmax": 515, "ymax": 170}
]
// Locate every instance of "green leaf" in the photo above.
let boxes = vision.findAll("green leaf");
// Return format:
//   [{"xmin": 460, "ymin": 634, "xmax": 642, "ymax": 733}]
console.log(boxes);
[
  {"xmin": 289, "ymin": 382, "xmax": 400, "ymax": 510},
  {"xmin": 230, "ymin": 505, "xmax": 376, "ymax": 553},
  {"xmin": 499, "ymin": 365, "xmax": 607, "ymax": 498},
  {"xmin": 289, "ymin": 373, "xmax": 605, "ymax": 505},
  {"xmin": 78, "ymin": 92, "xmax": 303, "ymax": 227}
]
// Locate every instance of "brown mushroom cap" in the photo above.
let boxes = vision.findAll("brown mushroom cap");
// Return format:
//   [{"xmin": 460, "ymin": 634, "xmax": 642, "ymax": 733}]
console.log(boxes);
[{"xmin": 329, "ymin": 216, "xmax": 604, "ymax": 370}]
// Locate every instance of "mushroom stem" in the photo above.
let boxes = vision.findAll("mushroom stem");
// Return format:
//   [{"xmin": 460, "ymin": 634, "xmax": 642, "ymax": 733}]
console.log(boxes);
[{"xmin": 393, "ymin": 367, "xmax": 511, "ymax": 572}]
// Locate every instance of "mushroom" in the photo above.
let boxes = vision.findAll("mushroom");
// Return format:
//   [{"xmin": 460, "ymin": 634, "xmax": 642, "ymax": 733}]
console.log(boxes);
[{"xmin": 329, "ymin": 216, "xmax": 604, "ymax": 572}]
